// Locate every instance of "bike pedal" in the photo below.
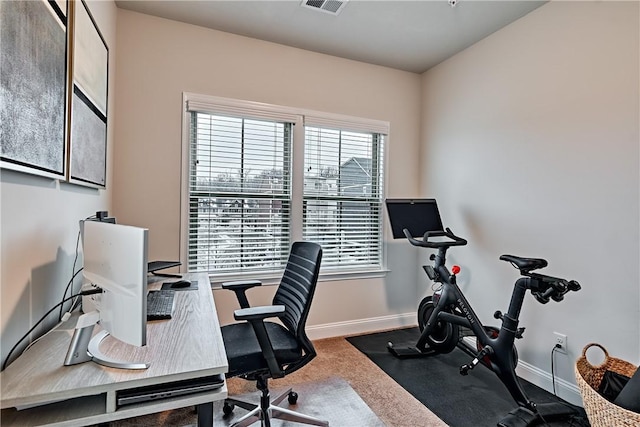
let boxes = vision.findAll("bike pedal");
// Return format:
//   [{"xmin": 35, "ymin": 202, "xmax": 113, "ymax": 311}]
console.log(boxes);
[
  {"xmin": 460, "ymin": 364, "xmax": 472, "ymax": 375},
  {"xmin": 460, "ymin": 356, "xmax": 481, "ymax": 375}
]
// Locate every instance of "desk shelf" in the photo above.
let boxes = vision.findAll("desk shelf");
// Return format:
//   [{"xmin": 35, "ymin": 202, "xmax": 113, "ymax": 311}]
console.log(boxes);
[
  {"xmin": 2, "ymin": 394, "xmax": 106, "ymax": 426},
  {"xmin": 1, "ymin": 386, "xmax": 227, "ymax": 426}
]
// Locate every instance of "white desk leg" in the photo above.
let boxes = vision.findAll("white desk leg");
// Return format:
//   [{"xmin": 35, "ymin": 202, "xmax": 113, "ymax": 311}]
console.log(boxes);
[{"xmin": 106, "ymin": 390, "xmax": 117, "ymax": 413}]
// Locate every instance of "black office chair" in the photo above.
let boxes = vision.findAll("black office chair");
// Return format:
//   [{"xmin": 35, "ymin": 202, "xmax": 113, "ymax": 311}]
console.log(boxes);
[{"xmin": 220, "ymin": 241, "xmax": 328, "ymax": 427}]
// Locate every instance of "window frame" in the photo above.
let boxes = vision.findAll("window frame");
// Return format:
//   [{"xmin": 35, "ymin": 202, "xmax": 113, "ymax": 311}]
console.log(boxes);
[
  {"xmin": 187, "ymin": 113, "xmax": 294, "ymax": 275},
  {"xmin": 180, "ymin": 93, "xmax": 389, "ymax": 285},
  {"xmin": 302, "ymin": 127, "xmax": 386, "ymax": 273}
]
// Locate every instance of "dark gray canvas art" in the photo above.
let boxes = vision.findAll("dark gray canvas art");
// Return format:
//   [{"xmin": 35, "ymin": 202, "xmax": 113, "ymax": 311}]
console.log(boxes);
[
  {"xmin": 0, "ymin": 0, "xmax": 67, "ymax": 177},
  {"xmin": 70, "ymin": 88, "xmax": 106, "ymax": 187},
  {"xmin": 68, "ymin": 0, "xmax": 108, "ymax": 188}
]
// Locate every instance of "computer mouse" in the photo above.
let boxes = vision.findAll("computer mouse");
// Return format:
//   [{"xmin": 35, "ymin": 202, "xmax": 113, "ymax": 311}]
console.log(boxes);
[{"xmin": 170, "ymin": 280, "xmax": 191, "ymax": 289}]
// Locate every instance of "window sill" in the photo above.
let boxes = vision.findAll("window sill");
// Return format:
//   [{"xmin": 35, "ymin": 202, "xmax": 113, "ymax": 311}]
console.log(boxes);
[
  {"xmin": 206, "ymin": 268, "xmax": 389, "ymax": 289},
  {"xmin": 317, "ymin": 268, "xmax": 389, "ymax": 282}
]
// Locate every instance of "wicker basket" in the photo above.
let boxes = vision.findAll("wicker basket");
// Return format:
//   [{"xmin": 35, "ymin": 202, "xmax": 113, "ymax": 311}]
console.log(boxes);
[{"xmin": 575, "ymin": 343, "xmax": 640, "ymax": 427}]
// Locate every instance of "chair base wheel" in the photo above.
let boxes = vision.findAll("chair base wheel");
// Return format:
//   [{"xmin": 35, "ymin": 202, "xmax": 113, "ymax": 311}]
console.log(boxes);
[
  {"xmin": 223, "ymin": 402, "xmax": 235, "ymax": 416},
  {"xmin": 225, "ymin": 387, "xmax": 328, "ymax": 427}
]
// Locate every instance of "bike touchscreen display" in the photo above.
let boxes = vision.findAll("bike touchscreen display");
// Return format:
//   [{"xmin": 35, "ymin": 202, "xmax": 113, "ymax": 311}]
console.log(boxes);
[{"xmin": 385, "ymin": 199, "xmax": 444, "ymax": 239}]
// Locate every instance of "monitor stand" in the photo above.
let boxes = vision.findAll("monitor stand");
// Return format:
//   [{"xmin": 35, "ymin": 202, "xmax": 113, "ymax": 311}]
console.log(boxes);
[{"xmin": 64, "ymin": 311, "xmax": 149, "ymax": 370}]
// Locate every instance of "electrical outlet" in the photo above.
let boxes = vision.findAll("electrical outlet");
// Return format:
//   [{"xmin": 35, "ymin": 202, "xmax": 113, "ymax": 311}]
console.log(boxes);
[{"xmin": 554, "ymin": 332, "xmax": 567, "ymax": 354}]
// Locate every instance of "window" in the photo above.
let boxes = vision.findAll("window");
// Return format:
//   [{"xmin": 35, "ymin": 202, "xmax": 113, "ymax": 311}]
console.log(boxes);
[
  {"xmin": 182, "ymin": 94, "xmax": 387, "ymax": 280},
  {"xmin": 186, "ymin": 113, "xmax": 293, "ymax": 275},
  {"xmin": 303, "ymin": 127, "xmax": 384, "ymax": 270}
]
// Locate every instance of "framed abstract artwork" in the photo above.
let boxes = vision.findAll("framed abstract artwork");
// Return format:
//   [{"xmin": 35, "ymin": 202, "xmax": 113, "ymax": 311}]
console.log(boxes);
[
  {"xmin": 0, "ymin": 0, "xmax": 68, "ymax": 179},
  {"xmin": 68, "ymin": 0, "xmax": 108, "ymax": 188}
]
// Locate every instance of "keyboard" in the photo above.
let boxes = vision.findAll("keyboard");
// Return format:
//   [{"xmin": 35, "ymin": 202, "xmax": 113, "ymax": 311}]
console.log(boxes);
[{"xmin": 147, "ymin": 290, "xmax": 175, "ymax": 320}]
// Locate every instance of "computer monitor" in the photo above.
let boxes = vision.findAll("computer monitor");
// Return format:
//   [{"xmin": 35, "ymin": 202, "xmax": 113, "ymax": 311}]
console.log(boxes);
[
  {"xmin": 385, "ymin": 199, "xmax": 444, "ymax": 239},
  {"xmin": 65, "ymin": 221, "xmax": 149, "ymax": 369}
]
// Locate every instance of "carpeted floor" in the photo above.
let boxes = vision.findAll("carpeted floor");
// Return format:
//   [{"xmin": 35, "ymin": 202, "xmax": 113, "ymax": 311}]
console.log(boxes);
[
  {"xmin": 257, "ymin": 335, "xmax": 446, "ymax": 427},
  {"xmin": 347, "ymin": 327, "xmax": 590, "ymax": 427},
  {"xmin": 110, "ymin": 335, "xmax": 446, "ymax": 426}
]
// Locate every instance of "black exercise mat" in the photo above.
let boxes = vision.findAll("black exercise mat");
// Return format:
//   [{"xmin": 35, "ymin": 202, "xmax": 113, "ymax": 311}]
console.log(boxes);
[{"xmin": 347, "ymin": 327, "xmax": 589, "ymax": 427}]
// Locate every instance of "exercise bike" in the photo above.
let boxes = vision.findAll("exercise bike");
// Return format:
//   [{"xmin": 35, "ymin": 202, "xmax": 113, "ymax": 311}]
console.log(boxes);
[{"xmin": 384, "ymin": 200, "xmax": 582, "ymax": 426}]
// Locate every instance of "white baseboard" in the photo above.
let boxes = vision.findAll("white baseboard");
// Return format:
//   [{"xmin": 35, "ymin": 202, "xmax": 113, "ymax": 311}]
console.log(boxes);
[
  {"xmin": 516, "ymin": 360, "xmax": 582, "ymax": 406},
  {"xmin": 460, "ymin": 336, "xmax": 582, "ymax": 407},
  {"xmin": 308, "ymin": 316, "xmax": 582, "ymax": 407},
  {"xmin": 306, "ymin": 312, "xmax": 416, "ymax": 341}
]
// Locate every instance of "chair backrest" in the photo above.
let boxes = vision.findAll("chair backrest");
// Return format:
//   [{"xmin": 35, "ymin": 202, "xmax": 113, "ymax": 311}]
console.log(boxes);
[{"xmin": 272, "ymin": 241, "xmax": 322, "ymax": 351}]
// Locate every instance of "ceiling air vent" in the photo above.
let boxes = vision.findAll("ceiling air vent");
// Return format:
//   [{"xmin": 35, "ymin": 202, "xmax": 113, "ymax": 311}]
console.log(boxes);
[{"xmin": 300, "ymin": 0, "xmax": 348, "ymax": 15}]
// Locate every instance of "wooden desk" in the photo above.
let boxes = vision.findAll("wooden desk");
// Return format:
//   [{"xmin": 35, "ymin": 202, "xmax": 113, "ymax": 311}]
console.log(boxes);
[{"xmin": 1, "ymin": 273, "xmax": 228, "ymax": 426}]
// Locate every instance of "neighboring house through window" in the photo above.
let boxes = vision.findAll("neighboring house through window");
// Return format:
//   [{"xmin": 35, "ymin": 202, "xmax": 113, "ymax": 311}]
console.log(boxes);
[{"xmin": 304, "ymin": 128, "xmax": 384, "ymax": 271}]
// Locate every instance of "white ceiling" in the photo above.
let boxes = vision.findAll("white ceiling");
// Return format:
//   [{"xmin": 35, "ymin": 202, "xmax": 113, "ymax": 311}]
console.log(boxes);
[{"xmin": 115, "ymin": 0, "xmax": 546, "ymax": 74}]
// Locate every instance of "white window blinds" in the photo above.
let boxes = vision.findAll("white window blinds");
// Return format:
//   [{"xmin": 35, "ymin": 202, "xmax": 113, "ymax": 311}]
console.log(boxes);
[
  {"xmin": 183, "ymin": 93, "xmax": 388, "ymax": 279},
  {"xmin": 303, "ymin": 126, "xmax": 385, "ymax": 271},
  {"xmin": 187, "ymin": 111, "xmax": 293, "ymax": 275}
]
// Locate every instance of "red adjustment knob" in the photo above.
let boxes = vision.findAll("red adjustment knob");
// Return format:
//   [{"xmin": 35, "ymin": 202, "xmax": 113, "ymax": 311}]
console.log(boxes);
[{"xmin": 451, "ymin": 265, "xmax": 461, "ymax": 275}]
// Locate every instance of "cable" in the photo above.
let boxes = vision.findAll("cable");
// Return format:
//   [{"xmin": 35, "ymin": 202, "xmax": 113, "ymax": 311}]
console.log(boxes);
[
  {"xmin": 56, "ymin": 265, "xmax": 84, "ymax": 322},
  {"xmin": 551, "ymin": 344, "xmax": 560, "ymax": 395},
  {"xmin": 59, "ymin": 214, "xmax": 95, "ymax": 321},
  {"xmin": 536, "ymin": 404, "xmax": 552, "ymax": 427},
  {"xmin": 2, "ymin": 285, "xmax": 99, "ymax": 371},
  {"xmin": 8, "ymin": 215, "xmax": 106, "ymax": 368},
  {"xmin": 531, "ymin": 345, "xmax": 564, "ymax": 427},
  {"xmin": 59, "ymin": 229, "xmax": 82, "ymax": 321},
  {"xmin": 23, "ymin": 313, "xmax": 70, "ymax": 354},
  {"xmin": 547, "ymin": 345, "xmax": 587, "ymax": 425}
]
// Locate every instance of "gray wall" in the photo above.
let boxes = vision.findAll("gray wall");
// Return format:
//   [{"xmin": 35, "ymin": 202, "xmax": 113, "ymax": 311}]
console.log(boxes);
[{"xmin": 420, "ymin": 0, "xmax": 639, "ymax": 398}]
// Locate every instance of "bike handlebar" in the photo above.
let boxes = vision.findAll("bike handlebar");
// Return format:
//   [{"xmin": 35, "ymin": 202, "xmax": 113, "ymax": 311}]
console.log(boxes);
[
  {"xmin": 402, "ymin": 227, "xmax": 468, "ymax": 249},
  {"xmin": 402, "ymin": 224, "xmax": 580, "ymax": 305},
  {"xmin": 530, "ymin": 274, "xmax": 581, "ymax": 304}
]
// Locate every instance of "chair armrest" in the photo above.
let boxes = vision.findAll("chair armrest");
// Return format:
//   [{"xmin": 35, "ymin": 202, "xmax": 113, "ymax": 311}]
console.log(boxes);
[
  {"xmin": 222, "ymin": 280, "xmax": 262, "ymax": 309},
  {"xmin": 234, "ymin": 305, "xmax": 285, "ymax": 321},
  {"xmin": 222, "ymin": 280, "xmax": 262, "ymax": 290},
  {"xmin": 233, "ymin": 304, "xmax": 287, "ymax": 379}
]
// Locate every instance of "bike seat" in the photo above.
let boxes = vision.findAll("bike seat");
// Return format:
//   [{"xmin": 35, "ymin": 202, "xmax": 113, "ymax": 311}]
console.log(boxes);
[{"xmin": 499, "ymin": 255, "xmax": 548, "ymax": 272}]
